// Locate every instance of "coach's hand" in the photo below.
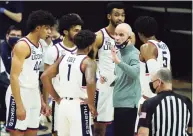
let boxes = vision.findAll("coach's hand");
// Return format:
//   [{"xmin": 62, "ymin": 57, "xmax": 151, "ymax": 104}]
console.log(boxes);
[
  {"xmin": 88, "ymin": 104, "xmax": 98, "ymax": 118},
  {"xmin": 111, "ymin": 47, "xmax": 120, "ymax": 64},
  {"xmin": 16, "ymin": 105, "xmax": 26, "ymax": 120}
]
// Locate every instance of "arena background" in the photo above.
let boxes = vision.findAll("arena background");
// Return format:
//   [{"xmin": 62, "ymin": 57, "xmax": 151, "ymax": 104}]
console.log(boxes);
[
  {"xmin": 20, "ymin": 1, "xmax": 192, "ymax": 82},
  {"xmin": 0, "ymin": 1, "xmax": 192, "ymax": 136}
]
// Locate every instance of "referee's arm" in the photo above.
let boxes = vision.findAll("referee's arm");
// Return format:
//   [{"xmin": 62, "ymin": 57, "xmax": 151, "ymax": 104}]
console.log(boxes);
[{"xmin": 137, "ymin": 100, "xmax": 152, "ymax": 136}]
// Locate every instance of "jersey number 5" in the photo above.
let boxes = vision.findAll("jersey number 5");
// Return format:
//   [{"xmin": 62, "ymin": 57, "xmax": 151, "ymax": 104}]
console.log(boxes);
[
  {"xmin": 34, "ymin": 61, "xmax": 41, "ymax": 73},
  {"xmin": 162, "ymin": 51, "xmax": 167, "ymax": 67},
  {"xmin": 67, "ymin": 64, "xmax": 71, "ymax": 81}
]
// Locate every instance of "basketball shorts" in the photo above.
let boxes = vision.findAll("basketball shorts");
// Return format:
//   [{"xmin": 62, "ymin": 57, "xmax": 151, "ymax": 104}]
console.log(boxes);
[
  {"xmin": 57, "ymin": 98, "xmax": 93, "ymax": 136},
  {"xmin": 5, "ymin": 85, "xmax": 41, "ymax": 131},
  {"xmin": 94, "ymin": 80, "xmax": 114, "ymax": 123}
]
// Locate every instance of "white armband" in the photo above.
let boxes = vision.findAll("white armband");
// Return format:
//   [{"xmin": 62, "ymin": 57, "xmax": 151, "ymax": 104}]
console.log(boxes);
[{"xmin": 146, "ymin": 59, "xmax": 160, "ymax": 75}]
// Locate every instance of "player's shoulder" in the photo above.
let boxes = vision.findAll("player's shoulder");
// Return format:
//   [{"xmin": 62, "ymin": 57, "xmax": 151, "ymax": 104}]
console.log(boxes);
[
  {"xmin": 140, "ymin": 42, "xmax": 157, "ymax": 51},
  {"xmin": 13, "ymin": 40, "xmax": 30, "ymax": 57}
]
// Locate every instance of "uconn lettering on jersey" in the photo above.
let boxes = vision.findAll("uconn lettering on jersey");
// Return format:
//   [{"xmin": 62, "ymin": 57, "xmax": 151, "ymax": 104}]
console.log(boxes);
[
  {"xmin": 31, "ymin": 48, "xmax": 43, "ymax": 60},
  {"xmin": 157, "ymin": 43, "xmax": 168, "ymax": 50},
  {"xmin": 67, "ymin": 56, "xmax": 76, "ymax": 63}
]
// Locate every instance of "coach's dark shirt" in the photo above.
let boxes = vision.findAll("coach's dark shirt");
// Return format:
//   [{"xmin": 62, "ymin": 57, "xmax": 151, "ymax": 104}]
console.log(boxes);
[
  {"xmin": 138, "ymin": 91, "xmax": 192, "ymax": 136},
  {"xmin": 0, "ymin": 41, "xmax": 12, "ymax": 74},
  {"xmin": 0, "ymin": 1, "xmax": 23, "ymax": 39}
]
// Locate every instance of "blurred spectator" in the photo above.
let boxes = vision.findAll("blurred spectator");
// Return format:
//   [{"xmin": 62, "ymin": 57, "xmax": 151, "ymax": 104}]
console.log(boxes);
[
  {"xmin": 0, "ymin": 25, "xmax": 22, "ymax": 75},
  {"xmin": 0, "ymin": 1, "xmax": 23, "ymax": 40}
]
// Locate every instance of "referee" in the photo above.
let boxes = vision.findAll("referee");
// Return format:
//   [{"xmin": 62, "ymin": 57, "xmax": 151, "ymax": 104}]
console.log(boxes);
[{"xmin": 138, "ymin": 68, "xmax": 192, "ymax": 136}]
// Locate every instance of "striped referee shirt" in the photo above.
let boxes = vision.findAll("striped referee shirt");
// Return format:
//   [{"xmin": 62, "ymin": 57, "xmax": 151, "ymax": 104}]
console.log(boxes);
[{"xmin": 138, "ymin": 91, "xmax": 192, "ymax": 136}]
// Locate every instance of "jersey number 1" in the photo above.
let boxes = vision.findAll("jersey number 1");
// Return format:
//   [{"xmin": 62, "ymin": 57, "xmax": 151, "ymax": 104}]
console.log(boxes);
[
  {"xmin": 67, "ymin": 64, "xmax": 71, "ymax": 81},
  {"xmin": 162, "ymin": 51, "xmax": 167, "ymax": 67}
]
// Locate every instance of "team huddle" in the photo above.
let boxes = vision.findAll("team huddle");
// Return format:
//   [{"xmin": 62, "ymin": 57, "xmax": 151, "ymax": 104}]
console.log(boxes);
[{"xmin": 4, "ymin": 2, "xmax": 192, "ymax": 136}]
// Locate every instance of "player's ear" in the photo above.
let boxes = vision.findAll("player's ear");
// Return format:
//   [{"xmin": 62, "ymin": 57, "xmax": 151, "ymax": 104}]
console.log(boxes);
[
  {"xmin": 63, "ymin": 30, "xmax": 68, "ymax": 36},
  {"xmin": 107, "ymin": 14, "xmax": 111, "ymax": 20},
  {"xmin": 35, "ymin": 26, "xmax": 41, "ymax": 32}
]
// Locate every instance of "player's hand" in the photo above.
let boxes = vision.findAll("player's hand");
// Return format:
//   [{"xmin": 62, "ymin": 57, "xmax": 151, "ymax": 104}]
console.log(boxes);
[
  {"xmin": 0, "ymin": 8, "xmax": 5, "ymax": 14},
  {"xmin": 41, "ymin": 102, "xmax": 51, "ymax": 116},
  {"xmin": 16, "ymin": 105, "xmax": 26, "ymax": 120},
  {"xmin": 99, "ymin": 76, "xmax": 106, "ymax": 84},
  {"xmin": 56, "ymin": 97, "xmax": 63, "ymax": 105},
  {"xmin": 111, "ymin": 47, "xmax": 120, "ymax": 64},
  {"xmin": 88, "ymin": 104, "xmax": 98, "ymax": 118}
]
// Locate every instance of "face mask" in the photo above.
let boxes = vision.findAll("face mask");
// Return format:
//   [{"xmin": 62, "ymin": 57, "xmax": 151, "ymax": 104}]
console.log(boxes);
[
  {"xmin": 115, "ymin": 39, "xmax": 128, "ymax": 49},
  {"xmin": 52, "ymin": 37, "xmax": 62, "ymax": 45},
  {"xmin": 149, "ymin": 79, "xmax": 160, "ymax": 94},
  {"xmin": 8, "ymin": 37, "xmax": 20, "ymax": 47}
]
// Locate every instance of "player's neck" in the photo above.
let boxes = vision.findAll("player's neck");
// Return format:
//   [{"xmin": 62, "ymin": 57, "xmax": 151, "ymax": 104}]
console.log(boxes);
[
  {"xmin": 106, "ymin": 24, "xmax": 116, "ymax": 36},
  {"xmin": 76, "ymin": 50, "xmax": 86, "ymax": 55},
  {"xmin": 63, "ymin": 37, "xmax": 75, "ymax": 48},
  {"xmin": 159, "ymin": 84, "xmax": 172, "ymax": 93},
  {"xmin": 144, "ymin": 36, "xmax": 157, "ymax": 43},
  {"xmin": 26, "ymin": 33, "xmax": 40, "ymax": 47}
]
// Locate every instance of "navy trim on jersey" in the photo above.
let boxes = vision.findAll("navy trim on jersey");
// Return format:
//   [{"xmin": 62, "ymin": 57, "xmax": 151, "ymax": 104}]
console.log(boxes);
[
  {"xmin": 98, "ymin": 30, "xmax": 104, "ymax": 50},
  {"xmin": 18, "ymin": 39, "xmax": 31, "ymax": 59},
  {"xmin": 104, "ymin": 28, "xmax": 114, "ymax": 40},
  {"xmin": 79, "ymin": 56, "xmax": 88, "ymax": 74},
  {"xmin": 147, "ymin": 41, "xmax": 158, "ymax": 58},
  {"xmin": 24, "ymin": 37, "xmax": 39, "ymax": 48},
  {"xmin": 51, "ymin": 101, "xmax": 56, "ymax": 133},
  {"xmin": 59, "ymin": 42, "xmax": 77, "ymax": 52},
  {"xmin": 6, "ymin": 96, "xmax": 17, "ymax": 130},
  {"xmin": 54, "ymin": 45, "xmax": 59, "ymax": 61},
  {"xmin": 80, "ymin": 104, "xmax": 91, "ymax": 136}
]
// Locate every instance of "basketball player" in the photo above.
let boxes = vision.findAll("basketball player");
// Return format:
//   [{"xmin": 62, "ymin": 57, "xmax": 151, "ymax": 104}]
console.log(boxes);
[
  {"xmin": 41, "ymin": 30, "xmax": 98, "ymax": 136},
  {"xmin": 91, "ymin": 2, "xmax": 135, "ymax": 136},
  {"xmin": 5, "ymin": 10, "xmax": 55, "ymax": 136},
  {"xmin": 43, "ymin": 13, "xmax": 83, "ymax": 136},
  {"xmin": 134, "ymin": 16, "xmax": 171, "ymax": 132}
]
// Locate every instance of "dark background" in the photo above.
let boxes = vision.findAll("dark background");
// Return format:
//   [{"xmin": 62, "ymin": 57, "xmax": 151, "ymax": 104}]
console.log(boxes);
[{"xmin": 8, "ymin": 1, "xmax": 193, "ymax": 81}]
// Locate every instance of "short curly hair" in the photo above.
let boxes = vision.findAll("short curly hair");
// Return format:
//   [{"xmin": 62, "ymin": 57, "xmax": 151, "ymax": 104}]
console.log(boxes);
[
  {"xmin": 74, "ymin": 30, "xmax": 96, "ymax": 50},
  {"xmin": 26, "ymin": 10, "xmax": 56, "ymax": 32},
  {"xmin": 58, "ymin": 13, "xmax": 84, "ymax": 35},
  {"xmin": 134, "ymin": 16, "xmax": 158, "ymax": 37}
]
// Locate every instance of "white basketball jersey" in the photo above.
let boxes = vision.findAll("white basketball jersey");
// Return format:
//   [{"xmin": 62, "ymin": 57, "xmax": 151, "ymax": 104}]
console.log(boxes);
[
  {"xmin": 97, "ymin": 28, "xmax": 117, "ymax": 84},
  {"xmin": 18, "ymin": 37, "xmax": 43, "ymax": 89},
  {"xmin": 142, "ymin": 40, "xmax": 171, "ymax": 97},
  {"xmin": 53, "ymin": 42, "xmax": 77, "ymax": 94},
  {"xmin": 59, "ymin": 53, "xmax": 88, "ymax": 98}
]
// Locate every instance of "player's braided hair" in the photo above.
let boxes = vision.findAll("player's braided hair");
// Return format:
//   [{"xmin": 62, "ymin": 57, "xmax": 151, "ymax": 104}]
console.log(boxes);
[
  {"xmin": 134, "ymin": 16, "xmax": 158, "ymax": 37},
  {"xmin": 27, "ymin": 10, "xmax": 56, "ymax": 32},
  {"xmin": 74, "ymin": 30, "xmax": 96, "ymax": 50}
]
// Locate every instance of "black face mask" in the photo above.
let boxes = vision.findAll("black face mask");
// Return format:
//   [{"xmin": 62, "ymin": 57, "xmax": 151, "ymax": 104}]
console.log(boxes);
[
  {"xmin": 52, "ymin": 37, "xmax": 62, "ymax": 45},
  {"xmin": 149, "ymin": 79, "xmax": 160, "ymax": 94},
  {"xmin": 115, "ymin": 39, "xmax": 128, "ymax": 49},
  {"xmin": 8, "ymin": 37, "xmax": 20, "ymax": 47}
]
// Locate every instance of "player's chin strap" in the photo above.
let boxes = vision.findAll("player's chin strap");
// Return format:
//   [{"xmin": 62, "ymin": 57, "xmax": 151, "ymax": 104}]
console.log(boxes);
[{"xmin": 146, "ymin": 59, "xmax": 160, "ymax": 75}]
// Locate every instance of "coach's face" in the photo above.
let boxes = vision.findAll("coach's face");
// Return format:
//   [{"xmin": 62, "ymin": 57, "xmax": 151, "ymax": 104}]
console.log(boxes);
[
  {"xmin": 38, "ymin": 25, "xmax": 52, "ymax": 39},
  {"xmin": 108, "ymin": 8, "xmax": 125, "ymax": 27},
  {"xmin": 68, "ymin": 25, "xmax": 82, "ymax": 42},
  {"xmin": 115, "ymin": 26, "xmax": 129, "ymax": 45}
]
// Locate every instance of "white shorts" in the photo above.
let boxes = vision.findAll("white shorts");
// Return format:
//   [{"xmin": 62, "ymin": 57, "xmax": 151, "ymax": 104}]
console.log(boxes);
[
  {"xmin": 5, "ymin": 86, "xmax": 41, "ymax": 131},
  {"xmin": 94, "ymin": 80, "xmax": 114, "ymax": 123},
  {"xmin": 57, "ymin": 98, "xmax": 93, "ymax": 136},
  {"xmin": 52, "ymin": 100, "xmax": 59, "ymax": 133}
]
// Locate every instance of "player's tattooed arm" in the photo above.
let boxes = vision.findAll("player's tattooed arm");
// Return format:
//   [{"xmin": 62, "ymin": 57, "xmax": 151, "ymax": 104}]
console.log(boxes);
[
  {"xmin": 41, "ymin": 56, "xmax": 64, "ymax": 104},
  {"xmin": 10, "ymin": 41, "xmax": 30, "ymax": 120},
  {"xmin": 83, "ymin": 58, "xmax": 98, "ymax": 117}
]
